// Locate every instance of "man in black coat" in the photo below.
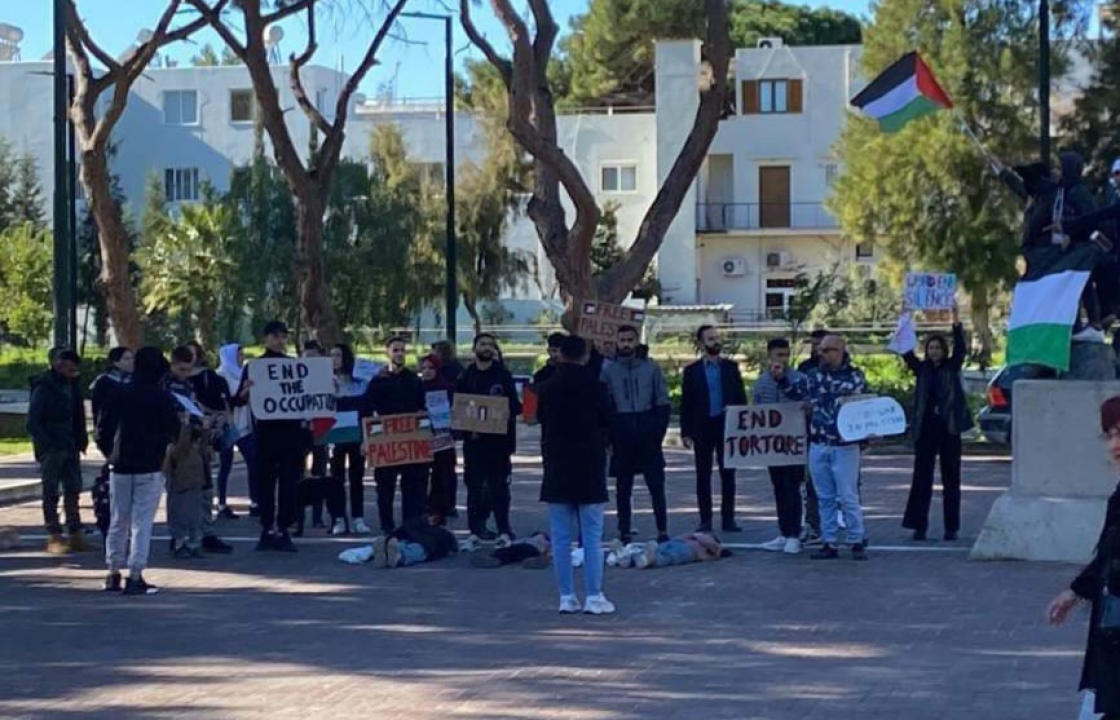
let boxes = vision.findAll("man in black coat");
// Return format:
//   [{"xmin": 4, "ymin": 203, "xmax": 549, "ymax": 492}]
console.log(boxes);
[{"xmin": 680, "ymin": 325, "xmax": 747, "ymax": 533}]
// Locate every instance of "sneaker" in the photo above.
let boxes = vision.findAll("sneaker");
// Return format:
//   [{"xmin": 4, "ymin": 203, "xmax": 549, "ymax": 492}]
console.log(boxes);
[
  {"xmin": 386, "ymin": 538, "xmax": 401, "ymax": 568},
  {"xmin": 371, "ymin": 536, "xmax": 389, "ymax": 568},
  {"xmin": 810, "ymin": 543, "xmax": 840, "ymax": 560},
  {"xmin": 255, "ymin": 531, "xmax": 275, "ymax": 552},
  {"xmin": 495, "ymin": 533, "xmax": 513, "ymax": 550},
  {"xmin": 352, "ymin": 518, "xmax": 372, "ymax": 536},
  {"xmin": 606, "ymin": 539, "xmax": 624, "ymax": 567},
  {"xmin": 173, "ymin": 544, "xmax": 192, "ymax": 560},
  {"xmin": 801, "ymin": 528, "xmax": 823, "ymax": 547},
  {"xmin": 558, "ymin": 595, "xmax": 581, "ymax": 614},
  {"xmin": 45, "ymin": 532, "xmax": 68, "ymax": 555},
  {"xmin": 103, "ymin": 571, "xmax": 122, "ymax": 592},
  {"xmin": 217, "ymin": 506, "xmax": 239, "ymax": 520},
  {"xmin": 851, "ymin": 542, "xmax": 869, "ymax": 561},
  {"xmin": 122, "ymin": 576, "xmax": 159, "ymax": 596},
  {"xmin": 760, "ymin": 536, "xmax": 787, "ymax": 552},
  {"xmin": 272, "ymin": 533, "xmax": 297, "ymax": 553},
  {"xmin": 1072, "ymin": 326, "xmax": 1107, "ymax": 343},
  {"xmin": 331, "ymin": 518, "xmax": 348, "ymax": 536},
  {"xmin": 459, "ymin": 534, "xmax": 480, "ymax": 553},
  {"xmin": 67, "ymin": 529, "xmax": 93, "ymax": 553},
  {"xmin": 583, "ymin": 593, "xmax": 616, "ymax": 615},
  {"xmin": 202, "ymin": 535, "xmax": 233, "ymax": 554},
  {"xmin": 783, "ymin": 537, "xmax": 802, "ymax": 555}
]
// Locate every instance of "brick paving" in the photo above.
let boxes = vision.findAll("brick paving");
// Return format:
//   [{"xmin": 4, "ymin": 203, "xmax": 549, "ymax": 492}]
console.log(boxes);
[{"xmin": 0, "ymin": 441, "xmax": 1095, "ymax": 720}]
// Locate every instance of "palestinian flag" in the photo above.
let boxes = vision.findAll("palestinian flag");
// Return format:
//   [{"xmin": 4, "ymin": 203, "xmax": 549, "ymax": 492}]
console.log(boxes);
[
  {"xmin": 1007, "ymin": 243, "xmax": 1096, "ymax": 371},
  {"xmin": 851, "ymin": 52, "xmax": 952, "ymax": 132},
  {"xmin": 320, "ymin": 410, "xmax": 362, "ymax": 445}
]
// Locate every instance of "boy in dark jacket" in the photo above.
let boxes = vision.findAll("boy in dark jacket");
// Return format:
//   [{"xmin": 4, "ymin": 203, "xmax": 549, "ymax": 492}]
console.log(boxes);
[
  {"xmin": 165, "ymin": 421, "xmax": 209, "ymax": 559},
  {"xmin": 28, "ymin": 348, "xmax": 89, "ymax": 554}
]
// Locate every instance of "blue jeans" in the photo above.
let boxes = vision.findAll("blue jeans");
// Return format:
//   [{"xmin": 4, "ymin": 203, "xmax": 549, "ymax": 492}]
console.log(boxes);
[
  {"xmin": 397, "ymin": 541, "xmax": 428, "ymax": 567},
  {"xmin": 549, "ymin": 503, "xmax": 605, "ymax": 598},
  {"xmin": 655, "ymin": 538, "xmax": 696, "ymax": 567},
  {"xmin": 808, "ymin": 444, "xmax": 865, "ymax": 544}
]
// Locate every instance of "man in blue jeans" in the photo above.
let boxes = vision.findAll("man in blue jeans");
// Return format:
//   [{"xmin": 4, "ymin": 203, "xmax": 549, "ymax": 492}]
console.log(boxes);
[{"xmin": 778, "ymin": 334, "xmax": 870, "ymax": 561}]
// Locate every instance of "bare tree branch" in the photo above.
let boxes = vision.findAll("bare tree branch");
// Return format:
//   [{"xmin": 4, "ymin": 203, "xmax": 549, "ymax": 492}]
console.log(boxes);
[
  {"xmin": 261, "ymin": 0, "xmax": 316, "ymax": 26},
  {"xmin": 329, "ymin": 0, "xmax": 408, "ymax": 134},
  {"xmin": 185, "ymin": 0, "xmax": 247, "ymax": 58},
  {"xmin": 289, "ymin": 4, "xmax": 332, "ymax": 137},
  {"xmin": 64, "ymin": 1, "xmax": 121, "ymax": 73},
  {"xmin": 459, "ymin": 0, "xmax": 511, "ymax": 85}
]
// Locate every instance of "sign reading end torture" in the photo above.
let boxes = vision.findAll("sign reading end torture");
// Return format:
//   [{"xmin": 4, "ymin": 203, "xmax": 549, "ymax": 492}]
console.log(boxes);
[
  {"xmin": 837, "ymin": 396, "xmax": 907, "ymax": 442},
  {"xmin": 248, "ymin": 357, "xmax": 335, "ymax": 421},
  {"xmin": 722, "ymin": 403, "xmax": 807, "ymax": 469},
  {"xmin": 364, "ymin": 413, "xmax": 434, "ymax": 468},
  {"xmin": 451, "ymin": 393, "xmax": 510, "ymax": 435}
]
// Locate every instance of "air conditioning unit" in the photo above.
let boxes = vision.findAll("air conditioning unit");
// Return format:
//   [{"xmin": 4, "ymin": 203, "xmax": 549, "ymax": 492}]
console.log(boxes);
[
  {"xmin": 721, "ymin": 256, "xmax": 747, "ymax": 277},
  {"xmin": 757, "ymin": 37, "xmax": 784, "ymax": 49},
  {"xmin": 765, "ymin": 251, "xmax": 792, "ymax": 269}
]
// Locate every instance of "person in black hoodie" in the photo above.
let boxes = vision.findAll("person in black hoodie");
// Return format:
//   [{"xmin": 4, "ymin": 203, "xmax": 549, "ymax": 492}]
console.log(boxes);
[
  {"xmin": 532, "ymin": 332, "xmax": 566, "ymax": 385},
  {"xmin": 89, "ymin": 346, "xmax": 133, "ymax": 538},
  {"xmin": 365, "ymin": 336, "xmax": 429, "ymax": 534},
  {"xmin": 456, "ymin": 333, "xmax": 522, "ymax": 547},
  {"xmin": 97, "ymin": 347, "xmax": 181, "ymax": 596}
]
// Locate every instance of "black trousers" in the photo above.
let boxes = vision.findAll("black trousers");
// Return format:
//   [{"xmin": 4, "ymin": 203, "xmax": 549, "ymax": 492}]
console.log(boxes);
[
  {"xmin": 903, "ymin": 416, "xmax": 962, "ymax": 534},
  {"xmin": 256, "ymin": 432, "xmax": 303, "ymax": 534},
  {"xmin": 308, "ymin": 445, "xmax": 330, "ymax": 524},
  {"xmin": 693, "ymin": 416, "xmax": 736, "ymax": 528},
  {"xmin": 803, "ymin": 475, "xmax": 820, "ymax": 534},
  {"xmin": 330, "ymin": 443, "xmax": 366, "ymax": 522},
  {"xmin": 374, "ymin": 464, "xmax": 426, "ymax": 533},
  {"xmin": 41, "ymin": 450, "xmax": 82, "ymax": 534},
  {"xmin": 616, "ymin": 467, "xmax": 668, "ymax": 536},
  {"xmin": 463, "ymin": 443, "xmax": 512, "ymax": 537},
  {"xmin": 427, "ymin": 449, "xmax": 456, "ymax": 521},
  {"xmin": 768, "ymin": 465, "xmax": 805, "ymax": 538}
]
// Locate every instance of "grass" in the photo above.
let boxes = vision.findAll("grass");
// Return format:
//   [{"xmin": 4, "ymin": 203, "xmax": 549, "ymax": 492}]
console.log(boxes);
[{"xmin": 0, "ymin": 438, "xmax": 33, "ymax": 456}]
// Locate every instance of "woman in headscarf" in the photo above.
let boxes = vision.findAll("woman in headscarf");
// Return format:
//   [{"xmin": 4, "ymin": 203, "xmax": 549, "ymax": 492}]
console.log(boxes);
[
  {"xmin": 420, "ymin": 353, "xmax": 456, "ymax": 526},
  {"xmin": 218, "ymin": 343, "xmax": 258, "ymax": 517}
]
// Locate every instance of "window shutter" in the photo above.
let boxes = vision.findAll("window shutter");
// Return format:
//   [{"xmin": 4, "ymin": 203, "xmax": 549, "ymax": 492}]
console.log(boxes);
[
  {"xmin": 788, "ymin": 79, "xmax": 803, "ymax": 113},
  {"xmin": 741, "ymin": 80, "xmax": 760, "ymax": 114}
]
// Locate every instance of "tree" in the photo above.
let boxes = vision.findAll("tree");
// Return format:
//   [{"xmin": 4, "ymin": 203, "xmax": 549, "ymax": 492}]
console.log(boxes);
[
  {"xmin": 0, "ymin": 223, "xmax": 54, "ymax": 346},
  {"xmin": 189, "ymin": 0, "xmax": 408, "ymax": 347},
  {"xmin": 0, "ymin": 139, "xmax": 46, "ymax": 233},
  {"xmin": 190, "ymin": 42, "xmax": 239, "ymax": 66},
  {"xmin": 590, "ymin": 202, "xmax": 660, "ymax": 301},
  {"xmin": 1061, "ymin": 18, "xmax": 1120, "ymax": 190},
  {"xmin": 460, "ymin": 0, "xmax": 731, "ymax": 329},
  {"xmin": 65, "ymin": 0, "xmax": 211, "ymax": 347},
  {"xmin": 76, "ymin": 144, "xmax": 130, "ymax": 349},
  {"xmin": 828, "ymin": 0, "xmax": 1087, "ymax": 362}
]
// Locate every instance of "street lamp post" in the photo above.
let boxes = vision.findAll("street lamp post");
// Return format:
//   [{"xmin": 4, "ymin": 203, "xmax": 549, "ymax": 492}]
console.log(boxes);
[
  {"xmin": 401, "ymin": 12, "xmax": 457, "ymax": 349},
  {"xmin": 1039, "ymin": 0, "xmax": 1051, "ymax": 165},
  {"xmin": 52, "ymin": 0, "xmax": 71, "ymax": 349}
]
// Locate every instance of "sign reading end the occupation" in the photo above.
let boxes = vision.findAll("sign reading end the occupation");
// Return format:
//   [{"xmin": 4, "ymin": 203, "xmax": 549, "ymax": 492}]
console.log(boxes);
[{"xmin": 248, "ymin": 357, "xmax": 336, "ymax": 421}]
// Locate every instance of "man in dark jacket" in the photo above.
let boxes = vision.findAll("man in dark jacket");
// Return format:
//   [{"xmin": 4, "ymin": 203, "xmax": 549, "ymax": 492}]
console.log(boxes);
[
  {"xmin": 456, "ymin": 333, "xmax": 522, "ymax": 547},
  {"xmin": 366, "ymin": 336, "xmax": 429, "ymax": 533},
  {"xmin": 89, "ymin": 346, "xmax": 133, "ymax": 538},
  {"xmin": 600, "ymin": 325, "xmax": 671, "ymax": 543},
  {"xmin": 538, "ymin": 335, "xmax": 615, "ymax": 615},
  {"xmin": 532, "ymin": 332, "xmax": 566, "ymax": 385},
  {"xmin": 28, "ymin": 348, "xmax": 90, "ymax": 554},
  {"xmin": 680, "ymin": 325, "xmax": 747, "ymax": 533}
]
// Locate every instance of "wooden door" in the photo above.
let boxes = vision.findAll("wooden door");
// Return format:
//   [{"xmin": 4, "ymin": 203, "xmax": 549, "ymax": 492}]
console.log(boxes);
[{"xmin": 759, "ymin": 166, "xmax": 790, "ymax": 228}]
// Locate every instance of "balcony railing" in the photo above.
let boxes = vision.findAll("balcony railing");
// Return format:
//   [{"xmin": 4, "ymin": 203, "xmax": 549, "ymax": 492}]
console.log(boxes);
[{"xmin": 696, "ymin": 202, "xmax": 839, "ymax": 232}]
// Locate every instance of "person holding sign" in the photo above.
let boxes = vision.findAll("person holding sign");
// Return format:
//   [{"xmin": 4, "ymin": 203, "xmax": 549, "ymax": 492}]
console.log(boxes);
[
  {"xmin": 420, "ymin": 354, "xmax": 457, "ymax": 526},
  {"xmin": 365, "ymin": 337, "xmax": 429, "ymax": 535},
  {"xmin": 456, "ymin": 334, "xmax": 522, "ymax": 548},
  {"xmin": 899, "ymin": 305, "xmax": 972, "ymax": 542},
  {"xmin": 779, "ymin": 335, "xmax": 871, "ymax": 561},
  {"xmin": 329, "ymin": 344, "xmax": 372, "ymax": 536},
  {"xmin": 600, "ymin": 325, "xmax": 671, "ymax": 544},
  {"xmin": 680, "ymin": 325, "xmax": 748, "ymax": 534}
]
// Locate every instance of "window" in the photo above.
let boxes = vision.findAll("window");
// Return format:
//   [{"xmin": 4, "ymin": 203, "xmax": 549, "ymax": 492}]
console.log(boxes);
[
  {"xmin": 230, "ymin": 89, "xmax": 255, "ymax": 123},
  {"xmin": 164, "ymin": 168, "xmax": 200, "ymax": 202},
  {"xmin": 163, "ymin": 90, "xmax": 198, "ymax": 125},
  {"xmin": 855, "ymin": 240, "xmax": 875, "ymax": 260},
  {"xmin": 765, "ymin": 279, "xmax": 798, "ymax": 319},
  {"xmin": 761, "ymin": 80, "xmax": 787, "ymax": 113},
  {"xmin": 600, "ymin": 163, "xmax": 638, "ymax": 193},
  {"xmin": 741, "ymin": 79, "xmax": 803, "ymax": 115},
  {"xmin": 765, "ymin": 292, "xmax": 789, "ymax": 319},
  {"xmin": 825, "ymin": 163, "xmax": 840, "ymax": 187}
]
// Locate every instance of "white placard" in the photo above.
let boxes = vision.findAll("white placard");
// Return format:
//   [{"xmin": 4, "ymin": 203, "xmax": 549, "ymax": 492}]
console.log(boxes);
[
  {"xmin": 887, "ymin": 312, "xmax": 917, "ymax": 355},
  {"xmin": 904, "ymin": 272, "xmax": 957, "ymax": 310},
  {"xmin": 353, "ymin": 358, "xmax": 383, "ymax": 382},
  {"xmin": 837, "ymin": 396, "xmax": 907, "ymax": 442},
  {"xmin": 248, "ymin": 357, "xmax": 336, "ymax": 420},
  {"xmin": 722, "ymin": 402, "xmax": 808, "ymax": 469},
  {"xmin": 172, "ymin": 392, "xmax": 204, "ymax": 418}
]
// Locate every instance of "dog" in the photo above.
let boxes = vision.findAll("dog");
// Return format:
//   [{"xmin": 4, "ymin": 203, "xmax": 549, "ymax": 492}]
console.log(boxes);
[{"xmin": 293, "ymin": 475, "xmax": 345, "ymax": 537}]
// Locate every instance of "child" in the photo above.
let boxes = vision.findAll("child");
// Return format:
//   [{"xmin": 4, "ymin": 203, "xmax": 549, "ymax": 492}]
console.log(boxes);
[{"xmin": 165, "ymin": 417, "xmax": 209, "ymax": 559}]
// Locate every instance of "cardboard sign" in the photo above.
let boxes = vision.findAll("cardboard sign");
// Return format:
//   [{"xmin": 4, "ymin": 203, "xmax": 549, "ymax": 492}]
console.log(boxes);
[
  {"xmin": 837, "ymin": 396, "xmax": 907, "ymax": 442},
  {"xmin": 425, "ymin": 390, "xmax": 455, "ymax": 452},
  {"xmin": 363, "ymin": 413, "xmax": 434, "ymax": 468},
  {"xmin": 522, "ymin": 385, "xmax": 539, "ymax": 425},
  {"xmin": 248, "ymin": 357, "xmax": 335, "ymax": 420},
  {"xmin": 904, "ymin": 273, "xmax": 957, "ymax": 310},
  {"xmin": 577, "ymin": 300, "xmax": 645, "ymax": 354},
  {"xmin": 451, "ymin": 393, "xmax": 510, "ymax": 435},
  {"xmin": 722, "ymin": 403, "xmax": 807, "ymax": 469}
]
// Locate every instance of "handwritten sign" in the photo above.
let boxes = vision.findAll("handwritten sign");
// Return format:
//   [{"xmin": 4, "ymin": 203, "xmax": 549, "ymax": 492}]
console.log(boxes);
[
  {"xmin": 425, "ymin": 390, "xmax": 455, "ymax": 452},
  {"xmin": 904, "ymin": 273, "xmax": 957, "ymax": 310},
  {"xmin": 451, "ymin": 393, "xmax": 510, "ymax": 435},
  {"xmin": 248, "ymin": 357, "xmax": 335, "ymax": 420},
  {"xmin": 722, "ymin": 403, "xmax": 807, "ymax": 469},
  {"xmin": 837, "ymin": 396, "xmax": 907, "ymax": 442},
  {"xmin": 353, "ymin": 358, "xmax": 384, "ymax": 382},
  {"xmin": 364, "ymin": 413, "xmax": 434, "ymax": 468},
  {"xmin": 577, "ymin": 300, "xmax": 645, "ymax": 354}
]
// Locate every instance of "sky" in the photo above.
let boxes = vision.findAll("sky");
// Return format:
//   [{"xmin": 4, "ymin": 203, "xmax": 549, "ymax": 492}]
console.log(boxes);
[{"xmin": 1, "ymin": 0, "xmax": 873, "ymax": 100}]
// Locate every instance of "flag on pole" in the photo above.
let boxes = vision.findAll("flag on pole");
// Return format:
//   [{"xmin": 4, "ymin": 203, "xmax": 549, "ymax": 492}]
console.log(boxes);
[
  {"xmin": 851, "ymin": 52, "xmax": 952, "ymax": 132},
  {"xmin": 1007, "ymin": 244, "xmax": 1096, "ymax": 371}
]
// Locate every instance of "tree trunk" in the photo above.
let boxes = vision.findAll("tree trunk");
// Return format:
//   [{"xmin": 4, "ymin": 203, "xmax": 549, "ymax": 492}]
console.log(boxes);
[
  {"xmin": 969, "ymin": 284, "xmax": 994, "ymax": 369},
  {"xmin": 79, "ymin": 150, "xmax": 142, "ymax": 348},
  {"xmin": 462, "ymin": 291, "xmax": 482, "ymax": 336},
  {"xmin": 197, "ymin": 302, "xmax": 216, "ymax": 351},
  {"xmin": 295, "ymin": 191, "xmax": 340, "ymax": 347}
]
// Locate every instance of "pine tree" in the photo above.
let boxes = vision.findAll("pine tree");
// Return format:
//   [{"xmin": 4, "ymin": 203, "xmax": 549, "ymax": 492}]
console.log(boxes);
[{"xmin": 10, "ymin": 154, "xmax": 45, "ymax": 230}]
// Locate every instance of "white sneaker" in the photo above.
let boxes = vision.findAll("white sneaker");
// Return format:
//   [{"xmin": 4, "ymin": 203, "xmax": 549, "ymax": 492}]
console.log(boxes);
[
  {"xmin": 1072, "ymin": 326, "xmax": 1107, "ymax": 343},
  {"xmin": 558, "ymin": 595, "xmax": 581, "ymax": 614},
  {"xmin": 459, "ymin": 534, "xmax": 480, "ymax": 553},
  {"xmin": 760, "ymin": 536, "xmax": 787, "ymax": 552},
  {"xmin": 330, "ymin": 518, "xmax": 347, "ymax": 536},
  {"xmin": 571, "ymin": 547, "xmax": 585, "ymax": 568},
  {"xmin": 583, "ymin": 593, "xmax": 616, "ymax": 615},
  {"xmin": 352, "ymin": 518, "xmax": 372, "ymax": 535},
  {"xmin": 370, "ymin": 536, "xmax": 388, "ymax": 568},
  {"xmin": 495, "ymin": 533, "xmax": 513, "ymax": 550},
  {"xmin": 783, "ymin": 537, "xmax": 802, "ymax": 555}
]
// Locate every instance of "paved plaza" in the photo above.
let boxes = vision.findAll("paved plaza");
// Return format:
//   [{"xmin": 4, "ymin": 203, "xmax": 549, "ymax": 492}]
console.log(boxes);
[{"xmin": 0, "ymin": 443, "xmax": 1094, "ymax": 720}]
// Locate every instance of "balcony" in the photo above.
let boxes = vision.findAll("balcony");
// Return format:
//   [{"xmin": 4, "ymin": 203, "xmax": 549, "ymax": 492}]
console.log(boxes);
[{"xmin": 696, "ymin": 203, "xmax": 839, "ymax": 233}]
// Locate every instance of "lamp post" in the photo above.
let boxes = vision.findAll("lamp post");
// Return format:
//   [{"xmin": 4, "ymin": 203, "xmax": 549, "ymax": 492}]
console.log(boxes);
[
  {"xmin": 1039, "ymin": 0, "xmax": 1051, "ymax": 165},
  {"xmin": 52, "ymin": 0, "xmax": 71, "ymax": 349},
  {"xmin": 401, "ymin": 12, "xmax": 457, "ymax": 348}
]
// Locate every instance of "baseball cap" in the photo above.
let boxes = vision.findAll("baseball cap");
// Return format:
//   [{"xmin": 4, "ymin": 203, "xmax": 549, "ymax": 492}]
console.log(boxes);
[{"xmin": 262, "ymin": 320, "xmax": 289, "ymax": 336}]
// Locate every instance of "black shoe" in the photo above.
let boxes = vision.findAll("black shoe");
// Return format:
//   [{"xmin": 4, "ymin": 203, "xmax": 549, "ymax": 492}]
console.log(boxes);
[
  {"xmin": 218, "ymin": 506, "xmax": 239, "ymax": 520},
  {"xmin": 478, "ymin": 529, "xmax": 498, "ymax": 541},
  {"xmin": 103, "ymin": 571, "xmax": 122, "ymax": 592},
  {"xmin": 721, "ymin": 522, "xmax": 743, "ymax": 533},
  {"xmin": 851, "ymin": 542, "xmax": 869, "ymax": 561},
  {"xmin": 173, "ymin": 544, "xmax": 192, "ymax": 559},
  {"xmin": 248, "ymin": 504, "xmax": 260, "ymax": 517},
  {"xmin": 123, "ymin": 576, "xmax": 159, "ymax": 596},
  {"xmin": 944, "ymin": 531, "xmax": 959, "ymax": 542},
  {"xmin": 810, "ymin": 544, "xmax": 840, "ymax": 560},
  {"xmin": 619, "ymin": 532, "xmax": 633, "ymax": 545},
  {"xmin": 255, "ymin": 531, "xmax": 275, "ymax": 552},
  {"xmin": 202, "ymin": 535, "xmax": 233, "ymax": 554},
  {"xmin": 448, "ymin": 509, "xmax": 460, "ymax": 519},
  {"xmin": 273, "ymin": 533, "xmax": 298, "ymax": 553},
  {"xmin": 657, "ymin": 533, "xmax": 671, "ymax": 543},
  {"xmin": 696, "ymin": 523, "xmax": 713, "ymax": 533},
  {"xmin": 189, "ymin": 547, "xmax": 205, "ymax": 559},
  {"xmin": 912, "ymin": 529, "xmax": 928, "ymax": 542}
]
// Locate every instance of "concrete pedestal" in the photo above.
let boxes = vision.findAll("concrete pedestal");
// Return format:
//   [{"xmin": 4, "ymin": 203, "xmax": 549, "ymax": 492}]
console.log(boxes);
[{"xmin": 971, "ymin": 379, "xmax": 1120, "ymax": 563}]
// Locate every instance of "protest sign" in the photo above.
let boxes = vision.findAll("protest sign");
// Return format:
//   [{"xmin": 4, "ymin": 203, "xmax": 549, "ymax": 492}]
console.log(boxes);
[
  {"xmin": 577, "ymin": 300, "xmax": 645, "ymax": 354},
  {"xmin": 837, "ymin": 396, "xmax": 907, "ymax": 442},
  {"xmin": 248, "ymin": 357, "xmax": 335, "ymax": 420},
  {"xmin": 363, "ymin": 413, "xmax": 434, "ymax": 468},
  {"xmin": 722, "ymin": 403, "xmax": 807, "ymax": 469},
  {"xmin": 887, "ymin": 312, "xmax": 917, "ymax": 355},
  {"xmin": 353, "ymin": 358, "xmax": 383, "ymax": 383},
  {"xmin": 425, "ymin": 390, "xmax": 455, "ymax": 452},
  {"xmin": 904, "ymin": 272, "xmax": 957, "ymax": 310},
  {"xmin": 451, "ymin": 393, "xmax": 510, "ymax": 435}
]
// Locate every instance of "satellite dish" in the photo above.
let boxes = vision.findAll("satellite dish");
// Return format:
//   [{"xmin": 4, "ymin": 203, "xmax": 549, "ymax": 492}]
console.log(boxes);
[
  {"xmin": 264, "ymin": 25, "xmax": 284, "ymax": 46},
  {"xmin": 0, "ymin": 24, "xmax": 24, "ymax": 43},
  {"xmin": 137, "ymin": 28, "xmax": 154, "ymax": 44}
]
